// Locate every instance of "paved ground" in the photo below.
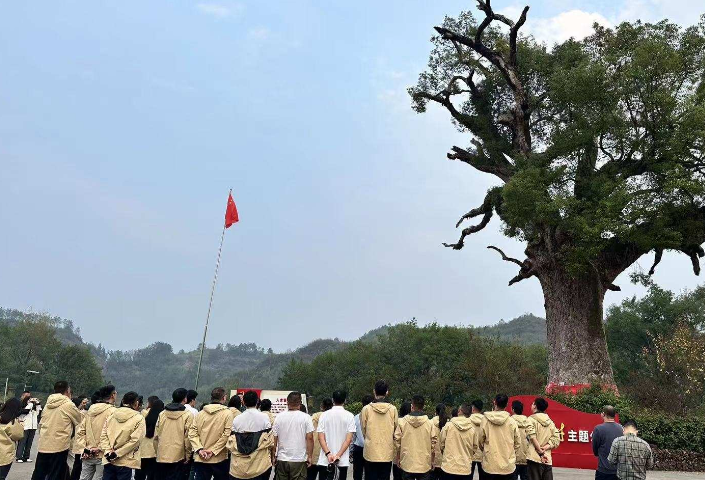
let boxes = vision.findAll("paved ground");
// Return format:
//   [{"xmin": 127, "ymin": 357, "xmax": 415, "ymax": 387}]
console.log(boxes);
[{"xmin": 7, "ymin": 440, "xmax": 704, "ymax": 480}]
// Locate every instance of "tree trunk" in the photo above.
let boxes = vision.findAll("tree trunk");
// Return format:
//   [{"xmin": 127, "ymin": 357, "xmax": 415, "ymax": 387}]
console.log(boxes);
[{"xmin": 538, "ymin": 263, "xmax": 616, "ymax": 390}]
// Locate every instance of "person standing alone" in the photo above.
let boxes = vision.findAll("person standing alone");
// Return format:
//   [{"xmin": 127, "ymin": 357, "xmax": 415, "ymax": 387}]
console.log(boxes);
[
  {"xmin": 273, "ymin": 392, "xmax": 314, "ymax": 480},
  {"xmin": 317, "ymin": 391, "xmax": 357, "ymax": 480},
  {"xmin": 16, "ymin": 391, "xmax": 41, "ymax": 463},
  {"xmin": 361, "ymin": 380, "xmax": 398, "ymax": 480},
  {"xmin": 592, "ymin": 406, "xmax": 623, "ymax": 480}
]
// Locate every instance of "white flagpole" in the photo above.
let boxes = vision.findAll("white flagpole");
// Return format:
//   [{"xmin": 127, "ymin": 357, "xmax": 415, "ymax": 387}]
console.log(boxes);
[{"xmin": 195, "ymin": 189, "xmax": 231, "ymax": 391}]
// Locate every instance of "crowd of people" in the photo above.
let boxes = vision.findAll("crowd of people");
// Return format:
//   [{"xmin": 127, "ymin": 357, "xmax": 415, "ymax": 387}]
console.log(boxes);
[{"xmin": 0, "ymin": 379, "xmax": 655, "ymax": 480}]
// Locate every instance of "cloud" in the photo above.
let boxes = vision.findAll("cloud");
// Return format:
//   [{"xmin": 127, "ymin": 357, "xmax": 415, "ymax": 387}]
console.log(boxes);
[
  {"xmin": 248, "ymin": 27, "xmax": 271, "ymax": 40},
  {"xmin": 196, "ymin": 3, "xmax": 243, "ymax": 19},
  {"xmin": 519, "ymin": 9, "xmax": 612, "ymax": 45}
]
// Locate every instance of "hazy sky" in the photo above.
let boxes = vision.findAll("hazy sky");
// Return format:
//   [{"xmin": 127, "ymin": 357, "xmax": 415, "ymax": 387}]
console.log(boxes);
[{"xmin": 1, "ymin": 0, "xmax": 703, "ymax": 353}]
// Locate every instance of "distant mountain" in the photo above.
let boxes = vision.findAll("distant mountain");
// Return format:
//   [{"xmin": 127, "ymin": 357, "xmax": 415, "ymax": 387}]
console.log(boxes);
[
  {"xmin": 472, "ymin": 314, "xmax": 547, "ymax": 345},
  {"xmin": 0, "ymin": 308, "xmax": 85, "ymax": 345}
]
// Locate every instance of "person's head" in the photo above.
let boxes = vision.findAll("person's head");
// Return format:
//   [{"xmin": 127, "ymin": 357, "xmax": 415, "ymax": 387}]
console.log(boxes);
[
  {"xmin": 493, "ymin": 394, "xmax": 509, "ymax": 411},
  {"xmin": 321, "ymin": 398, "xmax": 333, "ymax": 412},
  {"xmin": 172, "ymin": 388, "xmax": 188, "ymax": 404},
  {"xmin": 399, "ymin": 401, "xmax": 412, "ymax": 417},
  {"xmin": 147, "ymin": 396, "xmax": 159, "ymax": 409},
  {"xmin": 243, "ymin": 391, "xmax": 259, "ymax": 408},
  {"xmin": 411, "ymin": 395, "xmax": 425, "ymax": 412},
  {"xmin": 623, "ymin": 420, "xmax": 638, "ymax": 435},
  {"xmin": 532, "ymin": 397, "xmax": 548, "ymax": 414},
  {"xmin": 90, "ymin": 391, "xmax": 100, "ymax": 405},
  {"xmin": 21, "ymin": 391, "xmax": 31, "ymax": 401},
  {"xmin": 332, "ymin": 390, "xmax": 347, "ymax": 406},
  {"xmin": 435, "ymin": 403, "xmax": 448, "ymax": 429},
  {"xmin": 0, "ymin": 398, "xmax": 22, "ymax": 424},
  {"xmin": 287, "ymin": 391, "xmax": 303, "ymax": 410},
  {"xmin": 54, "ymin": 380, "xmax": 71, "ymax": 397},
  {"xmin": 99, "ymin": 385, "xmax": 117, "ymax": 404},
  {"xmin": 187, "ymin": 390, "xmax": 198, "ymax": 406},
  {"xmin": 471, "ymin": 399, "xmax": 483, "ymax": 414},
  {"xmin": 511, "ymin": 400, "xmax": 524, "ymax": 416},
  {"xmin": 211, "ymin": 387, "xmax": 226, "ymax": 404},
  {"xmin": 451, "ymin": 407, "xmax": 459, "ymax": 418},
  {"xmin": 229, "ymin": 395, "xmax": 243, "ymax": 409},
  {"xmin": 145, "ymin": 399, "xmax": 165, "ymax": 439},
  {"xmin": 459, "ymin": 404, "xmax": 471, "ymax": 417},
  {"xmin": 299, "ymin": 404, "xmax": 308, "ymax": 413},
  {"xmin": 373, "ymin": 380, "xmax": 389, "ymax": 398},
  {"xmin": 361, "ymin": 394, "xmax": 374, "ymax": 407},
  {"xmin": 260, "ymin": 399, "xmax": 272, "ymax": 412},
  {"xmin": 122, "ymin": 392, "xmax": 140, "ymax": 410},
  {"xmin": 74, "ymin": 396, "xmax": 88, "ymax": 410},
  {"xmin": 602, "ymin": 405, "xmax": 617, "ymax": 422}
]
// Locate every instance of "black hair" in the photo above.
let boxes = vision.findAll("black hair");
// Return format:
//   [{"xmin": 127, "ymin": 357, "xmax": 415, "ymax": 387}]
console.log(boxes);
[
  {"xmin": 145, "ymin": 400, "xmax": 164, "ymax": 438},
  {"xmin": 287, "ymin": 391, "xmax": 302, "ymax": 407},
  {"xmin": 412, "ymin": 395, "xmax": 425, "ymax": 410},
  {"xmin": 624, "ymin": 420, "xmax": 638, "ymax": 430},
  {"xmin": 495, "ymin": 394, "xmax": 509, "ymax": 410},
  {"xmin": 459, "ymin": 404, "xmax": 471, "ymax": 417},
  {"xmin": 603, "ymin": 405, "xmax": 617, "ymax": 419},
  {"xmin": 211, "ymin": 387, "xmax": 226, "ymax": 402},
  {"xmin": 122, "ymin": 391, "xmax": 140, "ymax": 407},
  {"xmin": 137, "ymin": 396, "xmax": 143, "ymax": 406},
  {"xmin": 54, "ymin": 381, "xmax": 69, "ymax": 394},
  {"xmin": 361, "ymin": 394, "xmax": 374, "ymax": 407},
  {"xmin": 99, "ymin": 385, "xmax": 116, "ymax": 401},
  {"xmin": 399, "ymin": 401, "xmax": 412, "ymax": 417},
  {"xmin": 321, "ymin": 398, "xmax": 334, "ymax": 411},
  {"xmin": 436, "ymin": 403, "xmax": 448, "ymax": 430},
  {"xmin": 534, "ymin": 397, "xmax": 549, "ymax": 412},
  {"xmin": 332, "ymin": 390, "xmax": 347, "ymax": 405},
  {"xmin": 73, "ymin": 396, "xmax": 87, "ymax": 408},
  {"xmin": 374, "ymin": 380, "xmax": 389, "ymax": 397},
  {"xmin": 0, "ymin": 398, "xmax": 22, "ymax": 424},
  {"xmin": 147, "ymin": 396, "xmax": 159, "ymax": 408},
  {"xmin": 172, "ymin": 388, "xmax": 188, "ymax": 404},
  {"xmin": 186, "ymin": 390, "xmax": 198, "ymax": 403},
  {"xmin": 260, "ymin": 399, "xmax": 272, "ymax": 411},
  {"xmin": 451, "ymin": 407, "xmax": 459, "ymax": 418},
  {"xmin": 471, "ymin": 399, "xmax": 483, "ymax": 412},
  {"xmin": 91, "ymin": 391, "xmax": 100, "ymax": 405},
  {"xmin": 512, "ymin": 400, "xmax": 524, "ymax": 415},
  {"xmin": 299, "ymin": 404, "xmax": 307, "ymax": 413},
  {"xmin": 229, "ymin": 395, "xmax": 243, "ymax": 409},
  {"xmin": 243, "ymin": 391, "xmax": 259, "ymax": 408}
]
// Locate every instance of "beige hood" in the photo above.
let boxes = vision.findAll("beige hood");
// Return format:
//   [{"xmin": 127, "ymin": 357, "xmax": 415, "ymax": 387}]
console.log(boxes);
[
  {"xmin": 469, "ymin": 413, "xmax": 483, "ymax": 426},
  {"xmin": 45, "ymin": 393, "xmax": 71, "ymax": 410},
  {"xmin": 449, "ymin": 416, "xmax": 473, "ymax": 432},
  {"xmin": 113, "ymin": 407, "xmax": 141, "ymax": 423},
  {"xmin": 370, "ymin": 402, "xmax": 394, "ymax": 415},
  {"xmin": 87, "ymin": 402, "xmax": 114, "ymax": 418},
  {"xmin": 406, "ymin": 414, "xmax": 429, "ymax": 428},
  {"xmin": 484, "ymin": 411, "xmax": 510, "ymax": 426},
  {"xmin": 512, "ymin": 414, "xmax": 529, "ymax": 428},
  {"xmin": 531, "ymin": 412, "xmax": 553, "ymax": 427},
  {"xmin": 202, "ymin": 403, "xmax": 227, "ymax": 415}
]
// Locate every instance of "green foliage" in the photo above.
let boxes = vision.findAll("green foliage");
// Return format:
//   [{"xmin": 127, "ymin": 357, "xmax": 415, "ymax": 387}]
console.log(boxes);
[{"xmin": 472, "ymin": 314, "xmax": 546, "ymax": 345}]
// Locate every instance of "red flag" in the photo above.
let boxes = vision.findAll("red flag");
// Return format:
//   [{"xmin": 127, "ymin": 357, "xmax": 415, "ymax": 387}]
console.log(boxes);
[{"xmin": 225, "ymin": 192, "xmax": 239, "ymax": 228}]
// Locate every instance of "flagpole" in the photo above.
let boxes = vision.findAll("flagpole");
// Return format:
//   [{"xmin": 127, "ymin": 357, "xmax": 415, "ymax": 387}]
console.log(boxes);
[{"xmin": 195, "ymin": 189, "xmax": 231, "ymax": 391}]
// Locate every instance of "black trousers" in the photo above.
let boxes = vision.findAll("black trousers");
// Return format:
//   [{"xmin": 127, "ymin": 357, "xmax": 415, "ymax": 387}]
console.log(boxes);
[
  {"xmin": 320, "ymin": 465, "xmax": 348, "ymax": 480},
  {"xmin": 158, "ymin": 462, "xmax": 188, "ymax": 480},
  {"xmin": 401, "ymin": 470, "xmax": 431, "ymax": 480},
  {"xmin": 441, "ymin": 471, "xmax": 471, "ymax": 480},
  {"xmin": 594, "ymin": 472, "xmax": 617, "ymax": 480},
  {"xmin": 103, "ymin": 464, "xmax": 133, "ymax": 480},
  {"xmin": 135, "ymin": 458, "xmax": 158, "ymax": 480},
  {"xmin": 526, "ymin": 462, "xmax": 552, "ymax": 480},
  {"xmin": 31, "ymin": 450, "xmax": 71, "ymax": 480},
  {"xmin": 351, "ymin": 446, "xmax": 364, "ymax": 480},
  {"xmin": 364, "ymin": 462, "xmax": 392, "ymax": 480},
  {"xmin": 470, "ymin": 462, "xmax": 484, "ymax": 480},
  {"xmin": 0, "ymin": 464, "xmax": 12, "ymax": 480},
  {"xmin": 17, "ymin": 429, "xmax": 36, "ymax": 460},
  {"xmin": 483, "ymin": 473, "xmax": 514, "ymax": 480},
  {"xmin": 307, "ymin": 465, "xmax": 326, "ymax": 480},
  {"xmin": 393, "ymin": 465, "xmax": 402, "ymax": 480},
  {"xmin": 515, "ymin": 465, "xmax": 528, "ymax": 480},
  {"xmin": 70, "ymin": 454, "xmax": 83, "ymax": 480},
  {"xmin": 193, "ymin": 461, "xmax": 230, "ymax": 480}
]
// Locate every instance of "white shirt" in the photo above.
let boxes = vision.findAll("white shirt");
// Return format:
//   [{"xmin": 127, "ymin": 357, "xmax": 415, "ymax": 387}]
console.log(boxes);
[
  {"xmin": 232, "ymin": 408, "xmax": 272, "ymax": 433},
  {"xmin": 353, "ymin": 413, "xmax": 364, "ymax": 448},
  {"xmin": 185, "ymin": 404, "xmax": 199, "ymax": 417},
  {"xmin": 317, "ymin": 406, "xmax": 357, "ymax": 467},
  {"xmin": 273, "ymin": 409, "xmax": 314, "ymax": 462},
  {"xmin": 20, "ymin": 401, "xmax": 41, "ymax": 430}
]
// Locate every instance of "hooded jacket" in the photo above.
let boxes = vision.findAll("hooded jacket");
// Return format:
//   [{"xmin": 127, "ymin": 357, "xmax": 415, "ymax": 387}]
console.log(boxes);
[
  {"xmin": 226, "ymin": 429, "xmax": 274, "ymax": 479},
  {"xmin": 37, "ymin": 393, "xmax": 83, "ymax": 453},
  {"xmin": 155, "ymin": 403, "xmax": 194, "ymax": 463},
  {"xmin": 525, "ymin": 413, "xmax": 560, "ymax": 465},
  {"xmin": 477, "ymin": 411, "xmax": 520, "ymax": 475},
  {"xmin": 0, "ymin": 420, "xmax": 24, "ymax": 467},
  {"xmin": 361, "ymin": 401, "xmax": 398, "ymax": 462},
  {"xmin": 77, "ymin": 402, "xmax": 116, "ymax": 454},
  {"xmin": 512, "ymin": 415, "xmax": 530, "ymax": 465},
  {"xmin": 431, "ymin": 416, "xmax": 443, "ymax": 469},
  {"xmin": 311, "ymin": 411, "xmax": 323, "ymax": 464},
  {"xmin": 100, "ymin": 407, "xmax": 146, "ymax": 469},
  {"xmin": 140, "ymin": 408, "xmax": 156, "ymax": 459},
  {"xmin": 469, "ymin": 413, "xmax": 484, "ymax": 463},
  {"xmin": 394, "ymin": 413, "xmax": 438, "ymax": 473},
  {"xmin": 72, "ymin": 410, "xmax": 87, "ymax": 455},
  {"xmin": 439, "ymin": 416, "xmax": 474, "ymax": 475},
  {"xmin": 188, "ymin": 403, "xmax": 234, "ymax": 464}
]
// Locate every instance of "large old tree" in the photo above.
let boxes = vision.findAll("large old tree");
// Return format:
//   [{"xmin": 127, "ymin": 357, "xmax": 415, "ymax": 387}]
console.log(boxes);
[{"xmin": 410, "ymin": 2, "xmax": 705, "ymax": 389}]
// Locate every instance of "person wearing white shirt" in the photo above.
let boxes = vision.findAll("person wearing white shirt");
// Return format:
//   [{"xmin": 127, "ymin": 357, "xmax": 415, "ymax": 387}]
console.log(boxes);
[
  {"xmin": 185, "ymin": 390, "xmax": 199, "ymax": 418},
  {"xmin": 273, "ymin": 392, "xmax": 314, "ymax": 480},
  {"xmin": 317, "ymin": 391, "xmax": 357, "ymax": 480},
  {"xmin": 231, "ymin": 396, "xmax": 272, "ymax": 433},
  {"xmin": 352, "ymin": 395, "xmax": 373, "ymax": 480},
  {"xmin": 16, "ymin": 391, "xmax": 42, "ymax": 462}
]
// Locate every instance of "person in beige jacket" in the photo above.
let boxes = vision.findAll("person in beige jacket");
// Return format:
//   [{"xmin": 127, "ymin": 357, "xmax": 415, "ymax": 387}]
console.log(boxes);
[
  {"xmin": 31, "ymin": 381, "xmax": 83, "ymax": 480},
  {"xmin": 78, "ymin": 385, "xmax": 118, "ymax": 480},
  {"xmin": 394, "ymin": 396, "xmax": 437, "ymax": 480},
  {"xmin": 438, "ymin": 405, "xmax": 474, "ymax": 480},
  {"xmin": 525, "ymin": 398, "xmax": 560, "ymax": 480},
  {"xmin": 100, "ymin": 391, "xmax": 146, "ymax": 480},
  {"xmin": 0, "ymin": 398, "xmax": 25, "ymax": 480},
  {"xmin": 361, "ymin": 380, "xmax": 399, "ymax": 480},
  {"xmin": 308, "ymin": 398, "xmax": 332, "ymax": 480},
  {"xmin": 155, "ymin": 388, "xmax": 194, "ymax": 480},
  {"xmin": 188, "ymin": 387, "xmax": 234, "ymax": 480},
  {"xmin": 259, "ymin": 400, "xmax": 276, "ymax": 428},
  {"xmin": 228, "ymin": 396, "xmax": 243, "ymax": 419},
  {"xmin": 228, "ymin": 391, "xmax": 274, "ymax": 480},
  {"xmin": 136, "ymin": 399, "xmax": 163, "ymax": 480},
  {"xmin": 477, "ymin": 394, "xmax": 521, "ymax": 479},
  {"xmin": 511, "ymin": 401, "xmax": 530, "ymax": 480}
]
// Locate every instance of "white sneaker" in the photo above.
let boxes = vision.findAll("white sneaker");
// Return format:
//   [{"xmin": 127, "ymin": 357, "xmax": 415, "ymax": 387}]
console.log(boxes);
[
  {"xmin": 16, "ymin": 460, "xmax": 24, "ymax": 463},
  {"xmin": 25, "ymin": 459, "xmax": 33, "ymax": 463}
]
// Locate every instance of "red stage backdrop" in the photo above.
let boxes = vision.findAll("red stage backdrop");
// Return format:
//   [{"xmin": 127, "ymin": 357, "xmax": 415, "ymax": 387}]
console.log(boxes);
[{"xmin": 507, "ymin": 396, "xmax": 616, "ymax": 470}]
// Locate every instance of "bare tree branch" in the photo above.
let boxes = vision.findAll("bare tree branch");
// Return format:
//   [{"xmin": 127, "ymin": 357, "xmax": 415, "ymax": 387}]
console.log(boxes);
[
  {"xmin": 487, "ymin": 245, "xmax": 524, "ymax": 266},
  {"xmin": 442, "ymin": 210, "xmax": 493, "ymax": 250},
  {"xmin": 486, "ymin": 245, "xmax": 537, "ymax": 285}
]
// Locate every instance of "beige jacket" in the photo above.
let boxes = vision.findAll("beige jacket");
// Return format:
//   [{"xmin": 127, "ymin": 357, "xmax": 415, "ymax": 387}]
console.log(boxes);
[
  {"xmin": 230, "ymin": 408, "xmax": 242, "ymax": 418},
  {"xmin": 155, "ymin": 405, "xmax": 194, "ymax": 463},
  {"xmin": 140, "ymin": 409, "xmax": 156, "ymax": 459},
  {"xmin": 526, "ymin": 413, "xmax": 560, "ymax": 465},
  {"xmin": 439, "ymin": 417, "xmax": 474, "ymax": 475},
  {"xmin": 38, "ymin": 394, "xmax": 83, "ymax": 453},
  {"xmin": 72, "ymin": 411, "xmax": 87, "ymax": 455},
  {"xmin": 361, "ymin": 401, "xmax": 398, "ymax": 462},
  {"xmin": 100, "ymin": 407, "xmax": 146, "ymax": 469},
  {"xmin": 264, "ymin": 411, "xmax": 275, "ymax": 426},
  {"xmin": 394, "ymin": 413, "xmax": 437, "ymax": 473},
  {"xmin": 189, "ymin": 404, "xmax": 234, "ymax": 464},
  {"xmin": 0, "ymin": 420, "xmax": 24, "ymax": 466},
  {"xmin": 431, "ymin": 416, "xmax": 442, "ymax": 469},
  {"xmin": 512, "ymin": 415, "xmax": 530, "ymax": 465},
  {"xmin": 227, "ymin": 430, "xmax": 274, "ymax": 479},
  {"xmin": 311, "ymin": 412, "xmax": 323, "ymax": 463},
  {"xmin": 477, "ymin": 411, "xmax": 520, "ymax": 475},
  {"xmin": 78, "ymin": 403, "xmax": 116, "ymax": 454},
  {"xmin": 469, "ymin": 413, "xmax": 484, "ymax": 463}
]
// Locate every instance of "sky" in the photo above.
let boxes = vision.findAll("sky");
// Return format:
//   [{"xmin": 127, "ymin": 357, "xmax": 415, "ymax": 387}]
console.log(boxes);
[{"xmin": 1, "ymin": 0, "xmax": 703, "ymax": 353}]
